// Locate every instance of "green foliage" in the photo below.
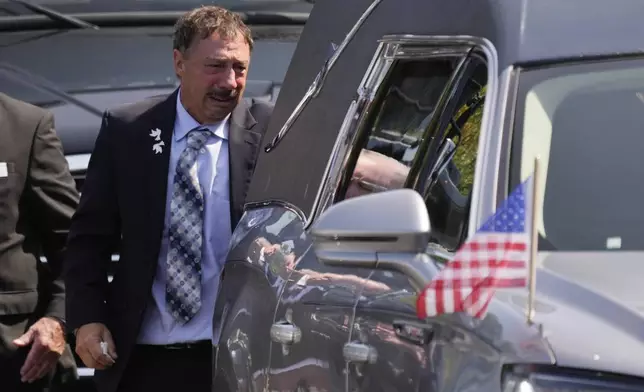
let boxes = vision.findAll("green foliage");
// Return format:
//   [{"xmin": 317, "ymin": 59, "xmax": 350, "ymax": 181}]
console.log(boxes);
[
  {"xmin": 450, "ymin": 86, "xmax": 486, "ymax": 194},
  {"xmin": 452, "ymin": 105, "xmax": 483, "ymax": 194}
]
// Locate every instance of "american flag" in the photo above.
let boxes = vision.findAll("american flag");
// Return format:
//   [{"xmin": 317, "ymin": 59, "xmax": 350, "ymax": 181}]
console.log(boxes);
[{"xmin": 416, "ymin": 175, "xmax": 534, "ymax": 320}]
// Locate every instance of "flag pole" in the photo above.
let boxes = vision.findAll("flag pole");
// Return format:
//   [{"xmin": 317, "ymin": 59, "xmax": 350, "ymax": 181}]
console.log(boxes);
[{"xmin": 526, "ymin": 156, "xmax": 540, "ymax": 325}]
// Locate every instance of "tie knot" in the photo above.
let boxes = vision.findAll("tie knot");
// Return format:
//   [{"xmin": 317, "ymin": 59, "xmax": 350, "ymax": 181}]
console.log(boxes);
[{"xmin": 186, "ymin": 127, "xmax": 212, "ymax": 150}]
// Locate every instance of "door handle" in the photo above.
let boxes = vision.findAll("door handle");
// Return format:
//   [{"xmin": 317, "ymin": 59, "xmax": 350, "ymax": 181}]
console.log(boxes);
[
  {"xmin": 343, "ymin": 342, "xmax": 377, "ymax": 364},
  {"xmin": 270, "ymin": 322, "xmax": 302, "ymax": 345},
  {"xmin": 392, "ymin": 320, "xmax": 433, "ymax": 345}
]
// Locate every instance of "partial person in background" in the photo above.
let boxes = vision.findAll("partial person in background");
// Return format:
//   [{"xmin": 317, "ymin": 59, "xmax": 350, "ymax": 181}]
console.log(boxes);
[
  {"xmin": 0, "ymin": 93, "xmax": 79, "ymax": 391},
  {"xmin": 63, "ymin": 5, "xmax": 273, "ymax": 392}
]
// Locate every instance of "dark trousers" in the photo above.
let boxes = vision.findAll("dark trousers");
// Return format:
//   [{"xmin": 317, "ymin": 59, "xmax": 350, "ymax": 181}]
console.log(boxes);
[
  {"xmin": 116, "ymin": 342, "xmax": 212, "ymax": 392},
  {"xmin": 0, "ymin": 315, "xmax": 51, "ymax": 392},
  {"xmin": 0, "ymin": 346, "xmax": 50, "ymax": 392}
]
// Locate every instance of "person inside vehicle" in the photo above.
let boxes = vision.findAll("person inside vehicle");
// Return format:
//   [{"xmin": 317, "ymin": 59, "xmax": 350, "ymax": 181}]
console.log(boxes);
[{"xmin": 345, "ymin": 148, "xmax": 411, "ymax": 199}]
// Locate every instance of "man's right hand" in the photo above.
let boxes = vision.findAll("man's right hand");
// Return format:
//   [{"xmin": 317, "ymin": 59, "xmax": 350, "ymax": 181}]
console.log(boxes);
[{"xmin": 75, "ymin": 323, "xmax": 118, "ymax": 369}]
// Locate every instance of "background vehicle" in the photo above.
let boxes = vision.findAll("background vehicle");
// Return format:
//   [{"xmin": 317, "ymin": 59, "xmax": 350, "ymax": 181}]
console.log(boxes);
[
  {"xmin": 0, "ymin": 0, "xmax": 311, "ymax": 389},
  {"xmin": 212, "ymin": 0, "xmax": 644, "ymax": 390}
]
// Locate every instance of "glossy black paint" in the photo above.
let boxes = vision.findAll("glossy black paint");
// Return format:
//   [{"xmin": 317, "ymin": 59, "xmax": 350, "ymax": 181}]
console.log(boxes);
[
  {"xmin": 214, "ymin": 207, "xmax": 298, "ymax": 391},
  {"xmin": 0, "ymin": 0, "xmax": 311, "ymax": 15},
  {"xmin": 213, "ymin": 206, "xmax": 555, "ymax": 391},
  {"xmin": 0, "ymin": 1, "xmax": 313, "ymax": 31},
  {"xmin": 0, "ymin": 24, "xmax": 302, "ymax": 156},
  {"xmin": 216, "ymin": 205, "xmax": 375, "ymax": 391}
]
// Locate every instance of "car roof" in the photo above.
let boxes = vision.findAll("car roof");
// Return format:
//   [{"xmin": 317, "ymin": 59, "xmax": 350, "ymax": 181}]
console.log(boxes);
[
  {"xmin": 246, "ymin": 0, "xmax": 644, "ymax": 217},
  {"xmin": 0, "ymin": 0, "xmax": 312, "ymax": 31}
]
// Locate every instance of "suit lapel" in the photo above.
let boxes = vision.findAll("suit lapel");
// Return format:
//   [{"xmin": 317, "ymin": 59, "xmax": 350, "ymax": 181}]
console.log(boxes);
[
  {"xmin": 141, "ymin": 92, "xmax": 259, "ymax": 244},
  {"xmin": 144, "ymin": 89, "xmax": 178, "ymax": 249},
  {"xmin": 228, "ymin": 100, "xmax": 261, "ymax": 229}
]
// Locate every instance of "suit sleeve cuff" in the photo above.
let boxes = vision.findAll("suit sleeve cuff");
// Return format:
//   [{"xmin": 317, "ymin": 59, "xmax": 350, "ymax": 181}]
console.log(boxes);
[{"xmin": 44, "ymin": 296, "xmax": 66, "ymax": 324}]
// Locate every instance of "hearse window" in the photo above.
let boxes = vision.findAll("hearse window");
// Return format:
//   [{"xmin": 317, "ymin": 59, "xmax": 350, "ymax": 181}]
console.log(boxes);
[
  {"xmin": 421, "ymin": 57, "xmax": 488, "ymax": 252},
  {"xmin": 338, "ymin": 58, "xmax": 460, "ymax": 200},
  {"xmin": 511, "ymin": 57, "xmax": 644, "ymax": 252}
]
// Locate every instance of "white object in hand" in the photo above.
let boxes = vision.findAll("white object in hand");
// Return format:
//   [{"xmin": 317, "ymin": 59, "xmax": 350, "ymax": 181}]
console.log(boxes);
[{"xmin": 100, "ymin": 341, "xmax": 114, "ymax": 361}]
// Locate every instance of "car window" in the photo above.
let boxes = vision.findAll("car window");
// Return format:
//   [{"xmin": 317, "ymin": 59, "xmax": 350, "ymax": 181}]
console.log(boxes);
[
  {"xmin": 511, "ymin": 57, "xmax": 644, "ymax": 252},
  {"xmin": 332, "ymin": 54, "xmax": 487, "ymax": 254},
  {"xmin": 292, "ymin": 57, "xmax": 460, "ymax": 275},
  {"xmin": 332, "ymin": 53, "xmax": 487, "ymax": 254},
  {"xmin": 421, "ymin": 57, "xmax": 487, "ymax": 252},
  {"xmin": 337, "ymin": 58, "xmax": 460, "ymax": 200}
]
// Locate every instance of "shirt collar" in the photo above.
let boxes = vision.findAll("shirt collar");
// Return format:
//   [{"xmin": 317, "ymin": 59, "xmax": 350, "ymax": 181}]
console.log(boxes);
[{"xmin": 174, "ymin": 88, "xmax": 230, "ymax": 142}]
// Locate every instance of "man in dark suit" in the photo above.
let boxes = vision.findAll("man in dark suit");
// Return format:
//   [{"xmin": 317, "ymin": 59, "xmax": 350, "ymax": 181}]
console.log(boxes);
[
  {"xmin": 0, "ymin": 93, "xmax": 79, "ymax": 391},
  {"xmin": 63, "ymin": 5, "xmax": 273, "ymax": 392}
]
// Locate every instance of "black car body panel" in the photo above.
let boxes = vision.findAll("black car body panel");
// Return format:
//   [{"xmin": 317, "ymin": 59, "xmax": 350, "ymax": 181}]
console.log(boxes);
[
  {"xmin": 0, "ymin": 24, "xmax": 303, "ymax": 154},
  {"xmin": 214, "ymin": 0, "xmax": 644, "ymax": 391}
]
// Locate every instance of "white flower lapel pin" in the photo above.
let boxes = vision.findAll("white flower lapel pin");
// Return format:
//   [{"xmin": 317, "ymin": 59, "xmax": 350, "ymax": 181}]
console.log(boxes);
[{"xmin": 149, "ymin": 128, "xmax": 164, "ymax": 154}]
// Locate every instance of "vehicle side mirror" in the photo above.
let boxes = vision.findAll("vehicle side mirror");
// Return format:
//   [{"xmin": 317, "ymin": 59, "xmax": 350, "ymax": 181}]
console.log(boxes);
[{"xmin": 310, "ymin": 189, "xmax": 440, "ymax": 290}]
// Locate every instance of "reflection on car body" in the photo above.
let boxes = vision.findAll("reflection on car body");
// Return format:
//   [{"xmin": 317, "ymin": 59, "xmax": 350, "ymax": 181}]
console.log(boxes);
[{"xmin": 213, "ymin": 0, "xmax": 644, "ymax": 391}]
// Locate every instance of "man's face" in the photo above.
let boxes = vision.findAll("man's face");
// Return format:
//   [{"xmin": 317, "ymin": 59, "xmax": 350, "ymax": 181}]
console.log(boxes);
[{"xmin": 173, "ymin": 31, "xmax": 250, "ymax": 124}]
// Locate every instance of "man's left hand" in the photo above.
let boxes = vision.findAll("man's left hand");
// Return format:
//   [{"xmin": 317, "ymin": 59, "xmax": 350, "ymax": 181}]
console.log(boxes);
[{"xmin": 12, "ymin": 317, "xmax": 65, "ymax": 383}]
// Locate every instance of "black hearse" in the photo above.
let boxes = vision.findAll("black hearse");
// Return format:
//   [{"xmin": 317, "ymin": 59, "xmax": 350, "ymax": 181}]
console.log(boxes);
[{"xmin": 212, "ymin": 0, "xmax": 644, "ymax": 391}]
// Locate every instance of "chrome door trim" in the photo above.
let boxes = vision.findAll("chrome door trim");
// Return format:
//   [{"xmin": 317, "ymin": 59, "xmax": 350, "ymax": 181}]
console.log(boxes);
[
  {"xmin": 263, "ymin": 0, "xmax": 385, "ymax": 152},
  {"xmin": 468, "ymin": 64, "xmax": 513, "ymax": 234}
]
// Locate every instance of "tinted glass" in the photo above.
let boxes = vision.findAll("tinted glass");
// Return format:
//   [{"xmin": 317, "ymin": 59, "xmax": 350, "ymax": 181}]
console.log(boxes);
[
  {"xmin": 340, "ymin": 58, "xmax": 459, "ymax": 200},
  {"xmin": 512, "ymin": 57, "xmax": 644, "ymax": 251},
  {"xmin": 422, "ymin": 58, "xmax": 487, "ymax": 251}
]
